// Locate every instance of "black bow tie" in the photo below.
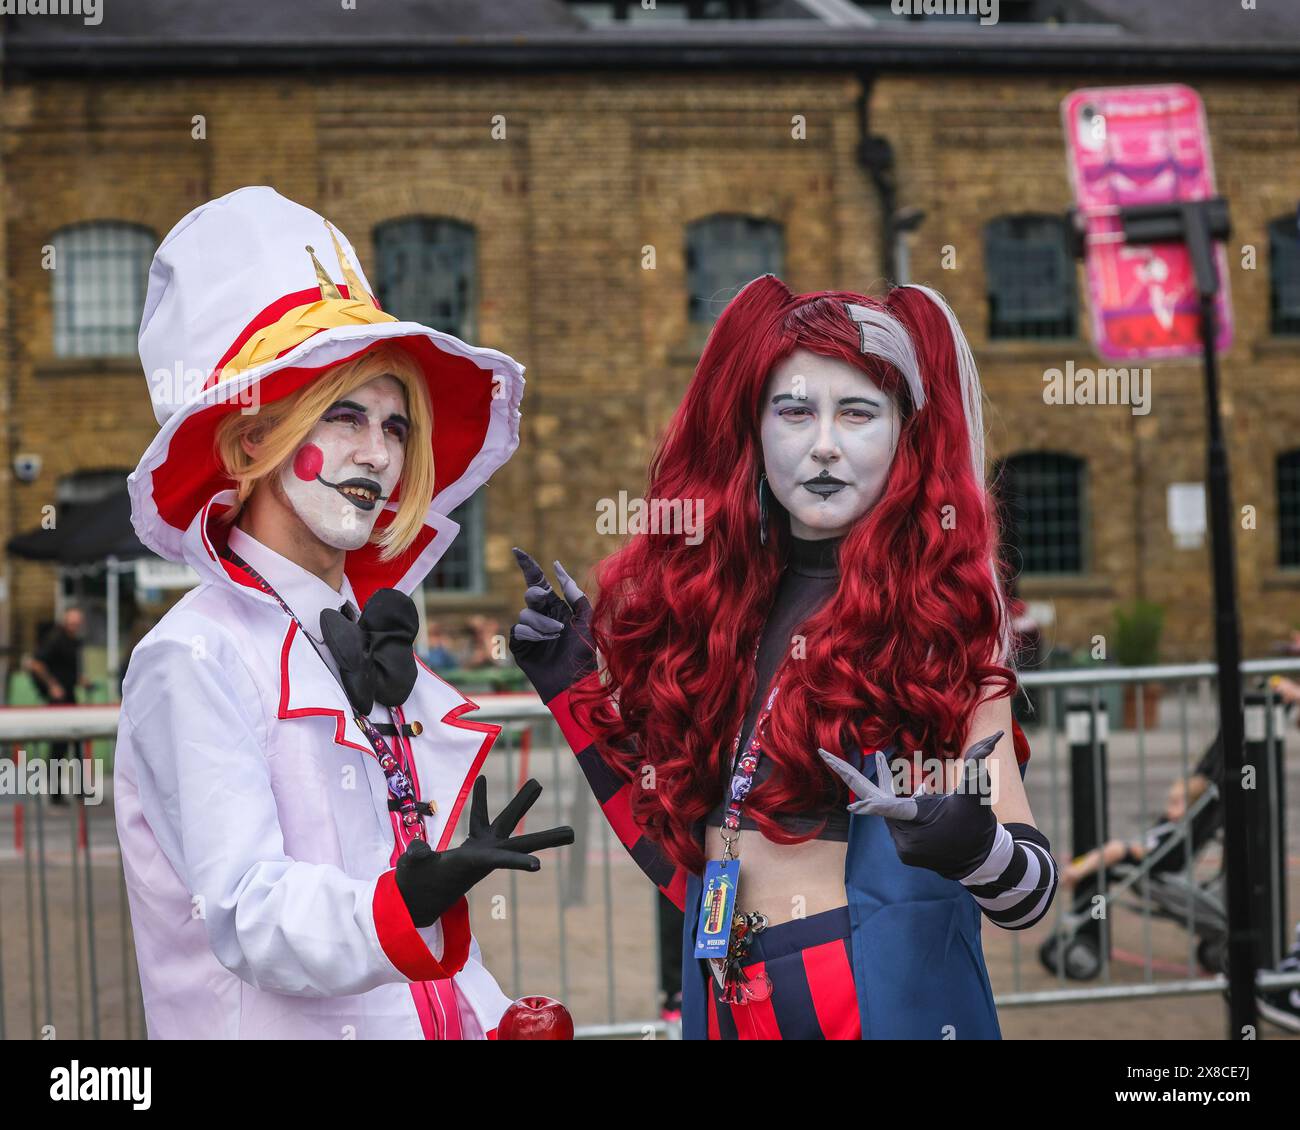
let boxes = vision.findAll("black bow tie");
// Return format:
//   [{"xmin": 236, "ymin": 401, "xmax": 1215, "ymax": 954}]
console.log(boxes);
[{"xmin": 319, "ymin": 588, "xmax": 420, "ymax": 717}]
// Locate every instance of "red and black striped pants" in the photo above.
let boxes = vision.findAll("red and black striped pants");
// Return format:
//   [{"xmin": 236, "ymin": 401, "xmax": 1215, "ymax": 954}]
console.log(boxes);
[{"xmin": 706, "ymin": 905, "xmax": 860, "ymax": 1040}]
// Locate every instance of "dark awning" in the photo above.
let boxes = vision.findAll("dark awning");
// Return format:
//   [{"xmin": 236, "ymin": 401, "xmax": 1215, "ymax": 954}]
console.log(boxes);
[{"xmin": 6, "ymin": 485, "xmax": 151, "ymax": 565}]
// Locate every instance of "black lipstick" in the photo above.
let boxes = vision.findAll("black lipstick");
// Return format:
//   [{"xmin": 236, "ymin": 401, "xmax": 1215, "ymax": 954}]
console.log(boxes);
[
  {"xmin": 802, "ymin": 470, "xmax": 848, "ymax": 498},
  {"xmin": 316, "ymin": 474, "xmax": 388, "ymax": 512}
]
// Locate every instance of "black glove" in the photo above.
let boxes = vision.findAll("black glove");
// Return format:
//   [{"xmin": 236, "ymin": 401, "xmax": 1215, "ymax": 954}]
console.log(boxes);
[
  {"xmin": 395, "ymin": 777, "xmax": 574, "ymax": 927},
  {"xmin": 817, "ymin": 732, "xmax": 1004, "ymax": 881},
  {"xmin": 508, "ymin": 548, "xmax": 597, "ymax": 703}
]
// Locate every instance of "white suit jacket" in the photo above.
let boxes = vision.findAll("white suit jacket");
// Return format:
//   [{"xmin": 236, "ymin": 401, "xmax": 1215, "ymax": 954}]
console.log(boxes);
[{"xmin": 115, "ymin": 496, "xmax": 511, "ymax": 1039}]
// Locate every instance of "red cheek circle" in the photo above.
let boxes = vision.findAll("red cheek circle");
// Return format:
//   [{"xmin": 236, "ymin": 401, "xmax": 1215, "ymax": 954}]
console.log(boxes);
[{"xmin": 292, "ymin": 444, "xmax": 324, "ymax": 482}]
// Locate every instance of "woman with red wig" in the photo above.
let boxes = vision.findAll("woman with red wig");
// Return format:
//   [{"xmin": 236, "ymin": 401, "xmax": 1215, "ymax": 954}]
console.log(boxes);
[{"xmin": 510, "ymin": 274, "xmax": 1058, "ymax": 1040}]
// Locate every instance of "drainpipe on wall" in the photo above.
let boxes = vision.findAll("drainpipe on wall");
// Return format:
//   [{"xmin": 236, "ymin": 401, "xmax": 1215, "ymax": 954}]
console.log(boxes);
[{"xmin": 854, "ymin": 79, "xmax": 926, "ymax": 287}]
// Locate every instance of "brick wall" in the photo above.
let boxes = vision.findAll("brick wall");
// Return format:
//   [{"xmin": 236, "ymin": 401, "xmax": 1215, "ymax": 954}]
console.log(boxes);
[{"xmin": 3, "ymin": 69, "xmax": 1295, "ymax": 665}]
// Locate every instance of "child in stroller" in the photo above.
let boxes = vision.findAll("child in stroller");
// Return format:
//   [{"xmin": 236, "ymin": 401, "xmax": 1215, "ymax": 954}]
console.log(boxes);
[
  {"xmin": 1040, "ymin": 728, "xmax": 1228, "ymax": 981},
  {"xmin": 1040, "ymin": 675, "xmax": 1300, "ymax": 985}
]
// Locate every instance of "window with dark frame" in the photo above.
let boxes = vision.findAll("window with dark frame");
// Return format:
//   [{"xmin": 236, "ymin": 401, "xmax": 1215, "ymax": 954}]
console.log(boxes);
[
  {"xmin": 1268, "ymin": 214, "xmax": 1300, "ymax": 336},
  {"xmin": 1277, "ymin": 450, "xmax": 1300, "ymax": 569},
  {"xmin": 373, "ymin": 217, "xmax": 477, "ymax": 342},
  {"xmin": 994, "ymin": 452, "xmax": 1086, "ymax": 576},
  {"xmin": 984, "ymin": 214, "xmax": 1078, "ymax": 340},
  {"xmin": 686, "ymin": 213, "xmax": 784, "ymax": 324},
  {"xmin": 51, "ymin": 222, "xmax": 156, "ymax": 358},
  {"xmin": 425, "ymin": 494, "xmax": 486, "ymax": 594}
]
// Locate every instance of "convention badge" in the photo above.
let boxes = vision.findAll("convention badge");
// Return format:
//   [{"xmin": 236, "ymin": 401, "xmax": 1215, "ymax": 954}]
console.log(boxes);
[{"xmin": 694, "ymin": 859, "xmax": 740, "ymax": 960}]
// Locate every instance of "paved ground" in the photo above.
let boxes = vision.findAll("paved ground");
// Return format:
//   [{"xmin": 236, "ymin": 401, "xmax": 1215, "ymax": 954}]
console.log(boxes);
[{"xmin": 1, "ymin": 691, "xmax": 1296, "ymax": 1040}]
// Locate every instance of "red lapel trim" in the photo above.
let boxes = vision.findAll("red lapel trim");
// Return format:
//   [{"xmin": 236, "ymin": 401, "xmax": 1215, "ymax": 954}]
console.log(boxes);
[
  {"xmin": 275, "ymin": 620, "xmax": 371, "ymax": 754},
  {"xmin": 272, "ymin": 626, "xmax": 502, "ymax": 833},
  {"xmin": 416, "ymin": 654, "xmax": 501, "ymax": 851}
]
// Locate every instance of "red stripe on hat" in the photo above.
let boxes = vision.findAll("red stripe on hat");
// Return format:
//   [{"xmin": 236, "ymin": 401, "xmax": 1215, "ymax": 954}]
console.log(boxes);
[
  {"xmin": 206, "ymin": 285, "xmax": 362, "ymax": 387},
  {"xmin": 801, "ymin": 939, "xmax": 860, "ymax": 1040}
]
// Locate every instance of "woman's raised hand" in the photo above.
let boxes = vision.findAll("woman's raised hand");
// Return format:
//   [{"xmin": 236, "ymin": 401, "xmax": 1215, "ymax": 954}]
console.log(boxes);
[
  {"xmin": 817, "ymin": 732, "xmax": 1005, "ymax": 882},
  {"xmin": 508, "ymin": 548, "xmax": 597, "ymax": 703}
]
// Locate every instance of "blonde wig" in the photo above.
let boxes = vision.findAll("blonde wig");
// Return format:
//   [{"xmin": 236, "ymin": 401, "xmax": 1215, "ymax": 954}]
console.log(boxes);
[{"xmin": 213, "ymin": 342, "xmax": 435, "ymax": 561}]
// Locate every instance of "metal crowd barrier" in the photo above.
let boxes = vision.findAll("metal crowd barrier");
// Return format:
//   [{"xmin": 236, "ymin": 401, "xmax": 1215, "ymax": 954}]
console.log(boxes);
[{"xmin": 0, "ymin": 661, "xmax": 1297, "ymax": 1040}]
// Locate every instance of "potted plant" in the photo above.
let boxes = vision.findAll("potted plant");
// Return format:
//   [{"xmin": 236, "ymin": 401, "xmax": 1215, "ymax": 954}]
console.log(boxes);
[{"xmin": 1113, "ymin": 599, "xmax": 1165, "ymax": 729}]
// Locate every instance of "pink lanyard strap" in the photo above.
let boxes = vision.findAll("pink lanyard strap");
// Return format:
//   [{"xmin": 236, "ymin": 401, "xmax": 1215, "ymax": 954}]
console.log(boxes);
[{"xmin": 719, "ymin": 644, "xmax": 784, "ymax": 860}]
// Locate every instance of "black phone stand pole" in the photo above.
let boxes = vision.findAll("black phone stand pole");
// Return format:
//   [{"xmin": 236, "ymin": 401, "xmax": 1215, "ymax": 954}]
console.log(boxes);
[{"xmin": 1068, "ymin": 197, "xmax": 1257, "ymax": 1039}]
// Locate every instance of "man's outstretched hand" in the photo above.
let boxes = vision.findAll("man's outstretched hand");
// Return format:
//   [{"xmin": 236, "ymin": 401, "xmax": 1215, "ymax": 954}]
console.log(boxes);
[{"xmin": 396, "ymin": 776, "xmax": 574, "ymax": 928}]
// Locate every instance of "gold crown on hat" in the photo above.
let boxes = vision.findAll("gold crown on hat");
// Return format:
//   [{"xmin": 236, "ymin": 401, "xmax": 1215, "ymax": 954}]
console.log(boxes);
[
  {"xmin": 306, "ymin": 222, "xmax": 378, "ymax": 307},
  {"xmin": 217, "ymin": 217, "xmax": 396, "ymax": 382}
]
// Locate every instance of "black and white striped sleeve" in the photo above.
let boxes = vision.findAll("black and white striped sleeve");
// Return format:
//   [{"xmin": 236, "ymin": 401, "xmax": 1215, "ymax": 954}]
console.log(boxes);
[{"xmin": 957, "ymin": 821, "xmax": 1058, "ymax": 930}]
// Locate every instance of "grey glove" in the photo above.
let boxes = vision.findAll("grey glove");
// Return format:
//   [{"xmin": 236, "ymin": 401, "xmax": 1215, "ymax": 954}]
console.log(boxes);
[
  {"xmin": 508, "ymin": 548, "xmax": 597, "ymax": 703},
  {"xmin": 817, "ymin": 732, "xmax": 1004, "ymax": 882}
]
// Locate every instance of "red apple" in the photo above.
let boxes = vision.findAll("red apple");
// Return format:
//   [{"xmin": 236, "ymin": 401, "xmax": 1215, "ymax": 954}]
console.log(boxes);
[{"xmin": 497, "ymin": 995, "xmax": 574, "ymax": 1040}]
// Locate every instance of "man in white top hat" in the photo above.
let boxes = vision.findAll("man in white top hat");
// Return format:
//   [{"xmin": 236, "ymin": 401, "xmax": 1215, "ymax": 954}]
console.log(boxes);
[{"xmin": 116, "ymin": 186, "xmax": 571, "ymax": 1039}]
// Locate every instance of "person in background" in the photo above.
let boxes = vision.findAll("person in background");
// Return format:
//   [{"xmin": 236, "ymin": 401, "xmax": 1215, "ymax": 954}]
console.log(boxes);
[
  {"xmin": 462, "ymin": 614, "xmax": 509, "ymax": 670},
  {"xmin": 420, "ymin": 620, "xmax": 459, "ymax": 672},
  {"xmin": 24, "ymin": 605, "xmax": 90, "ymax": 804}
]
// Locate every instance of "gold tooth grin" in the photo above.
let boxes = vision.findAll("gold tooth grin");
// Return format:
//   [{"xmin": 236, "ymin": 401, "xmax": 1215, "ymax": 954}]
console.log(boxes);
[{"xmin": 340, "ymin": 486, "xmax": 376, "ymax": 501}]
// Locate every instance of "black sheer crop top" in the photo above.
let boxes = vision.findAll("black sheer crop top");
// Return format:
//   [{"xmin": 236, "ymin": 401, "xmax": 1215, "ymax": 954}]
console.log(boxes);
[{"xmin": 703, "ymin": 533, "xmax": 852, "ymax": 842}]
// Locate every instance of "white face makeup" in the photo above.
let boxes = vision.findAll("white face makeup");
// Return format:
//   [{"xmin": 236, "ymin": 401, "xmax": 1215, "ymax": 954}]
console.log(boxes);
[
  {"xmin": 759, "ymin": 347, "xmax": 901, "ymax": 540},
  {"xmin": 276, "ymin": 373, "xmax": 410, "ymax": 551}
]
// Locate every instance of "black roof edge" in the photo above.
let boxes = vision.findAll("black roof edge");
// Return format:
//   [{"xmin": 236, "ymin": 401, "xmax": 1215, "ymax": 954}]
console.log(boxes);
[{"xmin": 5, "ymin": 40, "xmax": 1300, "ymax": 79}]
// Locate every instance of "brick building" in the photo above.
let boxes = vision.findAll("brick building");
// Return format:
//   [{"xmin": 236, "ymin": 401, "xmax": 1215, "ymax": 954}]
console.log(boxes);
[{"xmin": 1, "ymin": 0, "xmax": 1298, "ymax": 687}]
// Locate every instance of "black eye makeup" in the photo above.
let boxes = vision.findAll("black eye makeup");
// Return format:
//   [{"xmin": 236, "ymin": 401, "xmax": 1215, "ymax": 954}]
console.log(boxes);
[
  {"xmin": 324, "ymin": 399, "xmax": 410, "ymax": 443},
  {"xmin": 323, "ymin": 406, "xmax": 365, "ymax": 426}
]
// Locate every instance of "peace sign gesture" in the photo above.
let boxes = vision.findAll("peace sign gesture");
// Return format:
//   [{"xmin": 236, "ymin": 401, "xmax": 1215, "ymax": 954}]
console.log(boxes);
[{"xmin": 817, "ymin": 732, "xmax": 1004, "ymax": 882}]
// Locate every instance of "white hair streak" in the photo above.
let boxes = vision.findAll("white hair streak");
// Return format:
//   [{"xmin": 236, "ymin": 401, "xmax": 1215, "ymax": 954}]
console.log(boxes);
[
  {"xmin": 842, "ymin": 302, "xmax": 925, "ymax": 413},
  {"xmin": 898, "ymin": 284, "xmax": 1015, "ymax": 671}
]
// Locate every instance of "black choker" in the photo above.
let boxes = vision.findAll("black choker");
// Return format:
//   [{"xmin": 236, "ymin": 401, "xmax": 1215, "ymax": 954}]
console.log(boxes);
[{"xmin": 787, "ymin": 535, "xmax": 842, "ymax": 578}]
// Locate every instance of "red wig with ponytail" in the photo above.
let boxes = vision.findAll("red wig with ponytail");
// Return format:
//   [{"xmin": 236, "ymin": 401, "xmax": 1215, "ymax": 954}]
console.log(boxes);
[{"xmin": 572, "ymin": 276, "xmax": 1018, "ymax": 874}]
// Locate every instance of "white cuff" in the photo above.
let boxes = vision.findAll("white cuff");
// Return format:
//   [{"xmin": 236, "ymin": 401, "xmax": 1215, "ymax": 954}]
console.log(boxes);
[{"xmin": 958, "ymin": 822, "xmax": 1014, "ymax": 886}]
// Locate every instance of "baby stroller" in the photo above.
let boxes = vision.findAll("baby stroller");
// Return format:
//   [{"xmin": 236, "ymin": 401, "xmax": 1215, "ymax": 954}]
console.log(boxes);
[{"xmin": 1038, "ymin": 732, "xmax": 1227, "ymax": 980}]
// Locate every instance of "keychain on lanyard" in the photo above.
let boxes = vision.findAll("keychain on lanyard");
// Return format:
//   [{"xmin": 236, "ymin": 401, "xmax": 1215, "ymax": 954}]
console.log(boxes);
[
  {"xmin": 694, "ymin": 648, "xmax": 783, "ymax": 1005},
  {"xmin": 220, "ymin": 546, "xmax": 433, "ymax": 845}
]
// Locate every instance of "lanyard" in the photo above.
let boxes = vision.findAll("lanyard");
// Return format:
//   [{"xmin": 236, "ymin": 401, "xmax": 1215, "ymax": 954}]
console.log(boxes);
[
  {"xmin": 220, "ymin": 546, "xmax": 432, "ymax": 844},
  {"xmin": 719, "ymin": 651, "xmax": 782, "ymax": 863},
  {"xmin": 701, "ymin": 651, "xmax": 783, "ymax": 1007}
]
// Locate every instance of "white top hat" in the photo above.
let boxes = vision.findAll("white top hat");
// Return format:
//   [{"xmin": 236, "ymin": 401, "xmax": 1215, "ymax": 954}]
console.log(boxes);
[{"xmin": 128, "ymin": 186, "xmax": 524, "ymax": 593}]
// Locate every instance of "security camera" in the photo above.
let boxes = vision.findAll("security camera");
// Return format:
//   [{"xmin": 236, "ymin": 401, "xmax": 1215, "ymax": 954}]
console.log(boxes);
[{"xmin": 13, "ymin": 453, "xmax": 42, "ymax": 483}]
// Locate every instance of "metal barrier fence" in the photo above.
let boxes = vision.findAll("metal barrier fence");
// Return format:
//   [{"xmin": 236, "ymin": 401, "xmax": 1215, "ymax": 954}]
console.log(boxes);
[{"xmin": 1, "ymin": 661, "xmax": 1298, "ymax": 1040}]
